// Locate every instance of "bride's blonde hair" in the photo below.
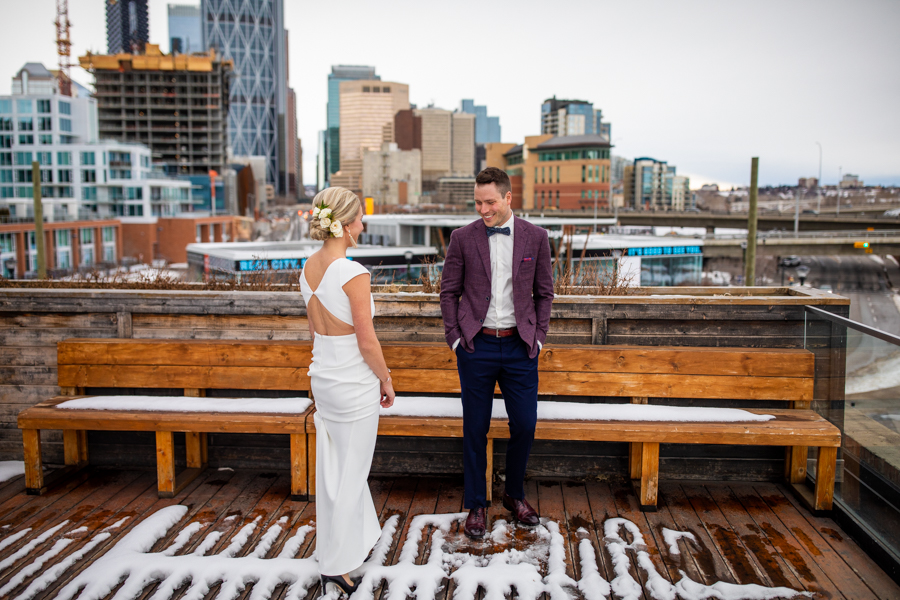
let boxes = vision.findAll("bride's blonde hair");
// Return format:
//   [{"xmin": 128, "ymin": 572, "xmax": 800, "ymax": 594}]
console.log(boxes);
[{"xmin": 309, "ymin": 187, "xmax": 362, "ymax": 241}]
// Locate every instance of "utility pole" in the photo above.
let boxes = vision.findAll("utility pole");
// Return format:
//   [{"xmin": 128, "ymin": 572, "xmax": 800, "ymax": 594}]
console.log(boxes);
[
  {"xmin": 32, "ymin": 161, "xmax": 46, "ymax": 278},
  {"xmin": 815, "ymin": 142, "xmax": 822, "ymax": 214},
  {"xmin": 794, "ymin": 187, "xmax": 800, "ymax": 235},
  {"xmin": 837, "ymin": 166, "xmax": 842, "ymax": 217},
  {"xmin": 745, "ymin": 157, "xmax": 759, "ymax": 286}
]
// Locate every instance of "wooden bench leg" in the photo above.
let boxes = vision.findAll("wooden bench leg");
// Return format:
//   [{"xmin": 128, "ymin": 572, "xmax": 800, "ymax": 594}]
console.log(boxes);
[
  {"xmin": 23, "ymin": 429, "xmax": 45, "ymax": 494},
  {"xmin": 156, "ymin": 431, "xmax": 176, "ymax": 498},
  {"xmin": 64, "ymin": 430, "xmax": 89, "ymax": 467},
  {"xmin": 639, "ymin": 442, "xmax": 659, "ymax": 512},
  {"xmin": 486, "ymin": 438, "xmax": 493, "ymax": 504},
  {"xmin": 155, "ymin": 431, "xmax": 207, "ymax": 499},
  {"xmin": 815, "ymin": 446, "xmax": 837, "ymax": 512},
  {"xmin": 308, "ymin": 432, "xmax": 317, "ymax": 500},
  {"xmin": 785, "ymin": 446, "xmax": 808, "ymax": 483},
  {"xmin": 185, "ymin": 432, "xmax": 207, "ymax": 469},
  {"xmin": 290, "ymin": 433, "xmax": 308, "ymax": 500},
  {"xmin": 629, "ymin": 442, "xmax": 643, "ymax": 480}
]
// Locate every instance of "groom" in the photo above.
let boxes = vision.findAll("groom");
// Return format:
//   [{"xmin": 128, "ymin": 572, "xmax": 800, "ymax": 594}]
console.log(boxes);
[{"xmin": 440, "ymin": 167, "xmax": 554, "ymax": 539}]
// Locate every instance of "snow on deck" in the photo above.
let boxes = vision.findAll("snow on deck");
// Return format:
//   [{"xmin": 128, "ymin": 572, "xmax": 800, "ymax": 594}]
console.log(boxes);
[
  {"xmin": 0, "ymin": 469, "xmax": 883, "ymax": 600},
  {"xmin": 3, "ymin": 504, "xmax": 810, "ymax": 600}
]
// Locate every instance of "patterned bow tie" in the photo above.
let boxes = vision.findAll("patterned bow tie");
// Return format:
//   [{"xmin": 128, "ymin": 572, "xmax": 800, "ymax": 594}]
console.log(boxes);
[{"xmin": 485, "ymin": 226, "xmax": 511, "ymax": 237}]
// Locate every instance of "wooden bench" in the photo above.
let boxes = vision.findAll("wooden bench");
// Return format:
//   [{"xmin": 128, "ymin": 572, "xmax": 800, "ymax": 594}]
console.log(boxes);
[
  {"xmin": 19, "ymin": 339, "xmax": 840, "ymax": 513},
  {"xmin": 17, "ymin": 339, "xmax": 316, "ymax": 498},
  {"xmin": 307, "ymin": 342, "xmax": 840, "ymax": 513}
]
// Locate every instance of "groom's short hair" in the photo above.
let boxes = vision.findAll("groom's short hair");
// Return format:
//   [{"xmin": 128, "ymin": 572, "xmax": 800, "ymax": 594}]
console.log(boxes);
[{"xmin": 476, "ymin": 167, "xmax": 511, "ymax": 198}]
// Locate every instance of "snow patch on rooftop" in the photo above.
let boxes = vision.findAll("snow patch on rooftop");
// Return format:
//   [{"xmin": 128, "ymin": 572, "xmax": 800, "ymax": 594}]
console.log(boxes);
[{"xmin": 0, "ymin": 507, "xmax": 812, "ymax": 600}]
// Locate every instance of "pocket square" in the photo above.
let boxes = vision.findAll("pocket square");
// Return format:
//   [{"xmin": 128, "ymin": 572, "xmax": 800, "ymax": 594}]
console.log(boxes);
[{"xmin": 523, "ymin": 257, "xmax": 533, "ymax": 262}]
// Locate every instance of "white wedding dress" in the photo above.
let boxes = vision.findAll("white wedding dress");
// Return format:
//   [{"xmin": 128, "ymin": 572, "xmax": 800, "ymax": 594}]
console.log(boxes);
[{"xmin": 299, "ymin": 258, "xmax": 382, "ymax": 576}]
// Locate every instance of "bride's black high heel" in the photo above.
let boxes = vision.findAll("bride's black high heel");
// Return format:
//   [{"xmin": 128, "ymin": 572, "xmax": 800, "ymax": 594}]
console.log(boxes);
[{"xmin": 320, "ymin": 574, "xmax": 360, "ymax": 597}]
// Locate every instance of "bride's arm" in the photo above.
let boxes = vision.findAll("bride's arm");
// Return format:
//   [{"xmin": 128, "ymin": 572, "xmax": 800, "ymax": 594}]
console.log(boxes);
[{"xmin": 345, "ymin": 274, "xmax": 395, "ymax": 407}]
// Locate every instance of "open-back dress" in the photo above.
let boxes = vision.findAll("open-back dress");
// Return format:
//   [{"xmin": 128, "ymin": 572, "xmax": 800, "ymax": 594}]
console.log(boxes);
[{"xmin": 299, "ymin": 258, "xmax": 382, "ymax": 576}]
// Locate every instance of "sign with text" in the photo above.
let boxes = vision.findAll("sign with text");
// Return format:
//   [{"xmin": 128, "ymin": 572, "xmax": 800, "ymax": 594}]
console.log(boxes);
[
  {"xmin": 626, "ymin": 245, "xmax": 702, "ymax": 257},
  {"xmin": 237, "ymin": 258, "xmax": 306, "ymax": 272}
]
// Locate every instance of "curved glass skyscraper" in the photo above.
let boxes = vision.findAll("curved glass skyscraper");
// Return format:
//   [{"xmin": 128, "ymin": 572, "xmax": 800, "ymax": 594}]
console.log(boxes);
[{"xmin": 202, "ymin": 0, "xmax": 287, "ymax": 195}]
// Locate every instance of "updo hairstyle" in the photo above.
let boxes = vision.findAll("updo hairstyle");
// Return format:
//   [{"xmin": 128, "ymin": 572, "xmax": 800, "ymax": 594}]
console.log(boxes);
[{"xmin": 308, "ymin": 187, "xmax": 362, "ymax": 241}]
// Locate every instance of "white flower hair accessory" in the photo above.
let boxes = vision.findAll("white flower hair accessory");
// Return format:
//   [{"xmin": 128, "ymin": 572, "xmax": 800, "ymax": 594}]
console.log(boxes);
[{"xmin": 313, "ymin": 201, "xmax": 344, "ymax": 239}]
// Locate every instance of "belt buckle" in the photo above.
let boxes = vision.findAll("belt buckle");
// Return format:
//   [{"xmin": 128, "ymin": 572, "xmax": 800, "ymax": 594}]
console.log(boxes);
[{"xmin": 495, "ymin": 328, "xmax": 501, "ymax": 338}]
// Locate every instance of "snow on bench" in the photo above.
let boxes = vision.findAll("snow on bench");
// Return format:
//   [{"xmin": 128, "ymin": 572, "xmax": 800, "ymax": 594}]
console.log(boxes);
[
  {"xmin": 57, "ymin": 396, "xmax": 313, "ymax": 414},
  {"xmin": 381, "ymin": 397, "xmax": 774, "ymax": 422},
  {"xmin": 56, "ymin": 395, "xmax": 773, "ymax": 422}
]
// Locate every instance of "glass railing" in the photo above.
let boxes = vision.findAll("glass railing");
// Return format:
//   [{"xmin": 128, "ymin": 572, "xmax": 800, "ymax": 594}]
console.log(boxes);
[{"xmin": 804, "ymin": 305, "xmax": 900, "ymax": 565}]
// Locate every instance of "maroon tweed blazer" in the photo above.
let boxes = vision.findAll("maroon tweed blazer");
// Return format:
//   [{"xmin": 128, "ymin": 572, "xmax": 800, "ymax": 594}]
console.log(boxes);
[{"xmin": 440, "ymin": 216, "xmax": 554, "ymax": 359}]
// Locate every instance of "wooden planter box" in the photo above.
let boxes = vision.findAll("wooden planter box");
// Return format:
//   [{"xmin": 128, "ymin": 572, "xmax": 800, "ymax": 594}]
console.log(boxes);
[{"xmin": 0, "ymin": 286, "xmax": 849, "ymax": 482}]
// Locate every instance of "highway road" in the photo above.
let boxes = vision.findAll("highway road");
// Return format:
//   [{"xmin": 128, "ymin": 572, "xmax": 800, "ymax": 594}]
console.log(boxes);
[{"xmin": 789, "ymin": 256, "xmax": 900, "ymax": 432}]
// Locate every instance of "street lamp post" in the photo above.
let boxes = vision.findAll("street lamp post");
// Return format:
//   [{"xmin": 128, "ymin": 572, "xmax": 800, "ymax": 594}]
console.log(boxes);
[
  {"xmin": 404, "ymin": 250, "xmax": 414, "ymax": 284},
  {"xmin": 815, "ymin": 142, "xmax": 823, "ymax": 213}
]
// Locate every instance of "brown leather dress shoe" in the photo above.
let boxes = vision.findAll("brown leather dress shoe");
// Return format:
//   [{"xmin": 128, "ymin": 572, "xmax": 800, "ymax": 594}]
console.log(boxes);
[
  {"xmin": 464, "ymin": 507, "xmax": 487, "ymax": 539},
  {"xmin": 502, "ymin": 493, "xmax": 540, "ymax": 526}
]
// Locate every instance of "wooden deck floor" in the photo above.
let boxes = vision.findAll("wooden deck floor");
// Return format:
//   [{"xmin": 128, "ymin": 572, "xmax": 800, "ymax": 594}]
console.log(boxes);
[{"xmin": 0, "ymin": 467, "xmax": 897, "ymax": 600}]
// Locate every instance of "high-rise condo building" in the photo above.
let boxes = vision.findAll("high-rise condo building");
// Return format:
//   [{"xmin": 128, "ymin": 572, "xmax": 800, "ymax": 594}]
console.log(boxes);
[
  {"xmin": 332, "ymin": 81, "xmax": 408, "ymax": 195},
  {"xmin": 325, "ymin": 65, "xmax": 379, "ymax": 186},
  {"xmin": 107, "ymin": 0, "xmax": 150, "ymax": 54},
  {"xmin": 81, "ymin": 45, "xmax": 232, "ymax": 178},
  {"xmin": 168, "ymin": 4, "xmax": 203, "ymax": 54},
  {"xmin": 413, "ymin": 108, "xmax": 475, "ymax": 186},
  {"xmin": 202, "ymin": 0, "xmax": 288, "ymax": 195},
  {"xmin": 459, "ymin": 99, "xmax": 501, "ymax": 144},
  {"xmin": 0, "ymin": 63, "xmax": 192, "ymax": 223},
  {"xmin": 541, "ymin": 97, "xmax": 610, "ymax": 141},
  {"xmin": 624, "ymin": 157, "xmax": 691, "ymax": 211},
  {"xmin": 316, "ymin": 130, "xmax": 326, "ymax": 193},
  {"xmin": 284, "ymin": 32, "xmax": 301, "ymax": 200}
]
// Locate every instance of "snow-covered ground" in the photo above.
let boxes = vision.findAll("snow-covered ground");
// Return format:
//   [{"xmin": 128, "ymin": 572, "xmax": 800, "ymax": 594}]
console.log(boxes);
[{"xmin": 0, "ymin": 505, "xmax": 811, "ymax": 600}]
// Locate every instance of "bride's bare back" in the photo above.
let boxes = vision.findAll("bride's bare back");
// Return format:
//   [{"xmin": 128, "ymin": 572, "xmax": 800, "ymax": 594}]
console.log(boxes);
[{"xmin": 302, "ymin": 252, "xmax": 357, "ymax": 337}]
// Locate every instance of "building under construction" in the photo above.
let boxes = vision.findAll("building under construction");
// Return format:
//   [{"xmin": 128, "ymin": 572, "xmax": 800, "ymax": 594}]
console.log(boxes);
[{"xmin": 79, "ymin": 44, "xmax": 232, "ymax": 177}]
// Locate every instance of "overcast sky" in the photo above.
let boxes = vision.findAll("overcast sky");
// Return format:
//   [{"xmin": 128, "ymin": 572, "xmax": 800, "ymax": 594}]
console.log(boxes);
[{"xmin": 1, "ymin": 0, "xmax": 898, "ymax": 189}]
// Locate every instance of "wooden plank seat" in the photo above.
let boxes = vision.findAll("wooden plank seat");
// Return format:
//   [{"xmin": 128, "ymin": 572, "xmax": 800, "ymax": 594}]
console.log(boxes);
[
  {"xmin": 17, "ymin": 339, "xmax": 316, "ymax": 498},
  {"xmin": 305, "ymin": 342, "xmax": 840, "ymax": 512},
  {"xmin": 18, "ymin": 339, "xmax": 841, "ymax": 513}
]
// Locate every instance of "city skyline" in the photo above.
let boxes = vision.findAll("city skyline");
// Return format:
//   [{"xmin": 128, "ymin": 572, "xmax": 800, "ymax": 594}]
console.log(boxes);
[{"xmin": 0, "ymin": 0, "xmax": 897, "ymax": 190}]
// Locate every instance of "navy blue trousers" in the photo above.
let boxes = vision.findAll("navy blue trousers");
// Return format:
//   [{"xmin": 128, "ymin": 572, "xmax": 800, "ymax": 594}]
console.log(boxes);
[{"xmin": 456, "ymin": 332, "xmax": 539, "ymax": 509}]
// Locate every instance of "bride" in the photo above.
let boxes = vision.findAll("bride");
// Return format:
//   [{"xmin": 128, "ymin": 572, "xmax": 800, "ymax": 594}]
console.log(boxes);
[{"xmin": 299, "ymin": 187, "xmax": 395, "ymax": 596}]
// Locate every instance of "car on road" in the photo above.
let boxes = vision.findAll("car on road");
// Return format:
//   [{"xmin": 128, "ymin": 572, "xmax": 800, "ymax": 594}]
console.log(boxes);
[
  {"xmin": 779, "ymin": 255, "xmax": 801, "ymax": 267},
  {"xmin": 802, "ymin": 209, "xmax": 819, "ymax": 215}
]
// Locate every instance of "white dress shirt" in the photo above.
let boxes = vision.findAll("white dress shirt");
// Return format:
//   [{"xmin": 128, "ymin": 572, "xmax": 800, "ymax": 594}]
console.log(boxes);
[{"xmin": 483, "ymin": 214, "xmax": 516, "ymax": 329}]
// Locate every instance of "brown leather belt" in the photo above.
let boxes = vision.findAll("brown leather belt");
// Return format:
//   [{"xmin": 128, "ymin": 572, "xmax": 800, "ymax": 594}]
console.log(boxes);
[{"xmin": 481, "ymin": 326, "xmax": 518, "ymax": 338}]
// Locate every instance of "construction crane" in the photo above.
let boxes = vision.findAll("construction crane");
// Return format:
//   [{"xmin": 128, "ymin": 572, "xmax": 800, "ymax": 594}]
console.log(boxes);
[{"xmin": 55, "ymin": 0, "xmax": 72, "ymax": 96}]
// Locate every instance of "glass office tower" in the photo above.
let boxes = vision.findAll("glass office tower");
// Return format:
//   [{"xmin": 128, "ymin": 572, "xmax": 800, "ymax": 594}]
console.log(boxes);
[
  {"xmin": 325, "ymin": 65, "xmax": 379, "ymax": 185},
  {"xmin": 202, "ymin": 0, "xmax": 287, "ymax": 194}
]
